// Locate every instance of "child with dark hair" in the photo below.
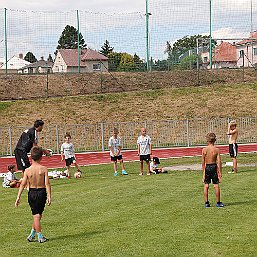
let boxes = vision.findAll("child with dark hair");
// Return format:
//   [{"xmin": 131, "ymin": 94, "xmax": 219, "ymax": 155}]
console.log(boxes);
[
  {"xmin": 3, "ymin": 165, "xmax": 21, "ymax": 188},
  {"xmin": 15, "ymin": 146, "xmax": 51, "ymax": 243}
]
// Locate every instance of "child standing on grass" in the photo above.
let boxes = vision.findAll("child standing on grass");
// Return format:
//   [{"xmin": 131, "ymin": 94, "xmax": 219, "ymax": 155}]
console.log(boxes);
[
  {"xmin": 15, "ymin": 146, "xmax": 51, "ymax": 243},
  {"xmin": 108, "ymin": 128, "xmax": 128, "ymax": 176},
  {"xmin": 137, "ymin": 127, "xmax": 152, "ymax": 176},
  {"xmin": 3, "ymin": 165, "xmax": 21, "ymax": 188},
  {"xmin": 227, "ymin": 120, "xmax": 239, "ymax": 173},
  {"xmin": 202, "ymin": 132, "xmax": 224, "ymax": 208},
  {"xmin": 61, "ymin": 133, "xmax": 81, "ymax": 179}
]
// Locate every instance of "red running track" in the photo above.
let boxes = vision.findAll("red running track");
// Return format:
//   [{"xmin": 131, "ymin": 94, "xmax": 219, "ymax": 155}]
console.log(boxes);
[{"xmin": 0, "ymin": 144, "xmax": 256, "ymax": 173}]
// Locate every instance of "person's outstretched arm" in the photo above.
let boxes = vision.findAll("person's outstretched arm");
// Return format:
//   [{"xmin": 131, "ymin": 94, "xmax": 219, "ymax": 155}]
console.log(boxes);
[{"xmin": 15, "ymin": 171, "xmax": 28, "ymax": 207}]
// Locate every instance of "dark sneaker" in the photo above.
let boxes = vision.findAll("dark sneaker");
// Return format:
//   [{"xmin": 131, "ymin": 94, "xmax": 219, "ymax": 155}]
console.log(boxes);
[
  {"xmin": 27, "ymin": 235, "xmax": 35, "ymax": 242},
  {"xmin": 216, "ymin": 202, "xmax": 225, "ymax": 208},
  {"xmin": 38, "ymin": 236, "xmax": 49, "ymax": 243},
  {"xmin": 205, "ymin": 203, "xmax": 211, "ymax": 208}
]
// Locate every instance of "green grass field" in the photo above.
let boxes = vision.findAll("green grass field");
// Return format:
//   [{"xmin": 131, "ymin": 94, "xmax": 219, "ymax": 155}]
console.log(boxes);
[{"xmin": 0, "ymin": 154, "xmax": 256, "ymax": 257}]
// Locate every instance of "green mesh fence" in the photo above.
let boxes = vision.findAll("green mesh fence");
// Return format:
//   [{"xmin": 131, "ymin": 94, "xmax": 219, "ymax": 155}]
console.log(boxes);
[{"xmin": 0, "ymin": 1, "xmax": 256, "ymax": 76}]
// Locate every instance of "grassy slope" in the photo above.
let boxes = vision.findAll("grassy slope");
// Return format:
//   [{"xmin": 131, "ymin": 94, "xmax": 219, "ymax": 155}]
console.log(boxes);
[
  {"xmin": 0, "ymin": 83, "xmax": 256, "ymax": 126},
  {"xmin": 0, "ymin": 154, "xmax": 256, "ymax": 257}
]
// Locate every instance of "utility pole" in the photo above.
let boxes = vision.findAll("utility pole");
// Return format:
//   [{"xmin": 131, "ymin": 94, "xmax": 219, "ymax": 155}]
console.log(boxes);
[
  {"xmin": 209, "ymin": 0, "xmax": 213, "ymax": 69},
  {"xmin": 77, "ymin": 10, "xmax": 81, "ymax": 73},
  {"xmin": 4, "ymin": 8, "xmax": 8, "ymax": 75},
  {"xmin": 145, "ymin": 0, "xmax": 152, "ymax": 71}
]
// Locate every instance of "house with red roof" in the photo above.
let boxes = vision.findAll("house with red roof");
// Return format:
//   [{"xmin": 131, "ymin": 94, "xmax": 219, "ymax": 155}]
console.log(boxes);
[
  {"xmin": 201, "ymin": 30, "xmax": 257, "ymax": 69},
  {"xmin": 201, "ymin": 41, "xmax": 237, "ymax": 69},
  {"xmin": 52, "ymin": 48, "xmax": 108, "ymax": 73}
]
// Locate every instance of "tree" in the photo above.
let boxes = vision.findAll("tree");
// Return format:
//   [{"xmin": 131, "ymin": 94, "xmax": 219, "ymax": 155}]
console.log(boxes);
[
  {"xmin": 108, "ymin": 52, "xmax": 123, "ymax": 71},
  {"xmin": 47, "ymin": 54, "xmax": 54, "ymax": 63},
  {"xmin": 24, "ymin": 52, "xmax": 37, "ymax": 63},
  {"xmin": 118, "ymin": 53, "xmax": 135, "ymax": 71},
  {"xmin": 99, "ymin": 40, "xmax": 114, "ymax": 57},
  {"xmin": 56, "ymin": 25, "xmax": 87, "ymax": 50},
  {"xmin": 165, "ymin": 35, "xmax": 216, "ymax": 65},
  {"xmin": 108, "ymin": 52, "xmax": 144, "ymax": 71},
  {"xmin": 180, "ymin": 55, "xmax": 201, "ymax": 70}
]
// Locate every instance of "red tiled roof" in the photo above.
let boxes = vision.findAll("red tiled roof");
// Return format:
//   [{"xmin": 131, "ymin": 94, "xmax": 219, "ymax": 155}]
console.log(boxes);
[
  {"xmin": 58, "ymin": 49, "xmax": 108, "ymax": 67},
  {"xmin": 237, "ymin": 31, "xmax": 257, "ymax": 45},
  {"xmin": 213, "ymin": 41, "xmax": 237, "ymax": 62}
]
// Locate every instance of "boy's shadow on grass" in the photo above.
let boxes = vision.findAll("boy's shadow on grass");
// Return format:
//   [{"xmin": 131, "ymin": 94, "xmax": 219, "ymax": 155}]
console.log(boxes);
[
  {"xmin": 50, "ymin": 230, "xmax": 101, "ymax": 241},
  {"xmin": 225, "ymin": 199, "xmax": 257, "ymax": 206}
]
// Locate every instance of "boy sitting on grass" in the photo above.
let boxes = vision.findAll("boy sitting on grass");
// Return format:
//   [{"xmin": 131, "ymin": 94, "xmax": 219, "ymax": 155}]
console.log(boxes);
[
  {"xmin": 3, "ymin": 165, "xmax": 21, "ymax": 188},
  {"xmin": 202, "ymin": 132, "xmax": 224, "ymax": 208}
]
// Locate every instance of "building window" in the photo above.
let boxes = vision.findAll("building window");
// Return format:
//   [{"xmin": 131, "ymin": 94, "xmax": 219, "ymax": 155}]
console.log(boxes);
[
  {"xmin": 93, "ymin": 63, "xmax": 101, "ymax": 71},
  {"xmin": 203, "ymin": 57, "xmax": 208, "ymax": 63},
  {"xmin": 239, "ymin": 50, "xmax": 244, "ymax": 58},
  {"xmin": 253, "ymin": 48, "xmax": 257, "ymax": 56}
]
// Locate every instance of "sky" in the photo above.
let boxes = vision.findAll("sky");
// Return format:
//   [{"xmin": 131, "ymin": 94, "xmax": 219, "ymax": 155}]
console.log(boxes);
[
  {"xmin": 1, "ymin": 0, "xmax": 257, "ymax": 60},
  {"xmin": 1, "ymin": 0, "xmax": 146, "ymax": 13}
]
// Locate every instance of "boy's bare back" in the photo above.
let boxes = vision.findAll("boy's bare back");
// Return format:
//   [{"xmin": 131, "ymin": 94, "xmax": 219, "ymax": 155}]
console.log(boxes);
[
  {"xmin": 202, "ymin": 145, "xmax": 220, "ymax": 164},
  {"xmin": 25, "ymin": 163, "xmax": 49, "ymax": 188}
]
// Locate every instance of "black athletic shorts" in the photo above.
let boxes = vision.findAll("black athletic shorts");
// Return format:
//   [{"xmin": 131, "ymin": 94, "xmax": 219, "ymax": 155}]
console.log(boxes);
[
  {"xmin": 28, "ymin": 188, "xmax": 47, "ymax": 215},
  {"xmin": 229, "ymin": 143, "xmax": 238, "ymax": 158},
  {"xmin": 111, "ymin": 155, "xmax": 123, "ymax": 162},
  {"xmin": 14, "ymin": 149, "xmax": 30, "ymax": 171},
  {"xmin": 140, "ymin": 154, "xmax": 151, "ymax": 162},
  {"xmin": 65, "ymin": 157, "xmax": 76, "ymax": 166},
  {"xmin": 204, "ymin": 163, "xmax": 219, "ymax": 184}
]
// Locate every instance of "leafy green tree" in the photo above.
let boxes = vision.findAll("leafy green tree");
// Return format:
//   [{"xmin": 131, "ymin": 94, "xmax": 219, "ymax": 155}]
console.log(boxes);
[
  {"xmin": 108, "ymin": 52, "xmax": 123, "ymax": 71},
  {"xmin": 57, "ymin": 25, "xmax": 87, "ymax": 50},
  {"xmin": 108, "ymin": 52, "xmax": 144, "ymax": 71},
  {"xmin": 118, "ymin": 53, "xmax": 136, "ymax": 71},
  {"xmin": 152, "ymin": 59, "xmax": 169, "ymax": 71},
  {"xmin": 165, "ymin": 35, "xmax": 216, "ymax": 65},
  {"xmin": 99, "ymin": 40, "xmax": 114, "ymax": 56},
  {"xmin": 24, "ymin": 52, "xmax": 37, "ymax": 63},
  {"xmin": 133, "ymin": 53, "xmax": 145, "ymax": 71},
  {"xmin": 180, "ymin": 55, "xmax": 201, "ymax": 70}
]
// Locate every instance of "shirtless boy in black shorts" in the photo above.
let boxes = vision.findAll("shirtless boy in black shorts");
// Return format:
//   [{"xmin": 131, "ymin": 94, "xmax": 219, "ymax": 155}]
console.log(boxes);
[
  {"xmin": 227, "ymin": 120, "xmax": 239, "ymax": 173},
  {"xmin": 202, "ymin": 133, "xmax": 224, "ymax": 208},
  {"xmin": 15, "ymin": 146, "xmax": 51, "ymax": 243}
]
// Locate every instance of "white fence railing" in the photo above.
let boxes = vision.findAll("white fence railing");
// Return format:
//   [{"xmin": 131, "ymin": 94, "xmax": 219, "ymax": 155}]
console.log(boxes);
[{"xmin": 0, "ymin": 117, "xmax": 256, "ymax": 156}]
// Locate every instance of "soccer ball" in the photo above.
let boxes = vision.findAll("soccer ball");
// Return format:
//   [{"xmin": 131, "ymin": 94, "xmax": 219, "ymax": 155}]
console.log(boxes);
[{"xmin": 74, "ymin": 171, "xmax": 82, "ymax": 178}]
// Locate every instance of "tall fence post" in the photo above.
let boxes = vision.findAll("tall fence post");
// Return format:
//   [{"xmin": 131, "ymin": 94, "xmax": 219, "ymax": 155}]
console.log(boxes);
[
  {"xmin": 186, "ymin": 119, "xmax": 190, "ymax": 147},
  {"xmin": 9, "ymin": 126, "xmax": 13, "ymax": 156},
  {"xmin": 4, "ymin": 8, "xmax": 8, "ymax": 75},
  {"xmin": 101, "ymin": 123, "xmax": 105, "ymax": 151},
  {"xmin": 56, "ymin": 125, "xmax": 59, "ymax": 154}
]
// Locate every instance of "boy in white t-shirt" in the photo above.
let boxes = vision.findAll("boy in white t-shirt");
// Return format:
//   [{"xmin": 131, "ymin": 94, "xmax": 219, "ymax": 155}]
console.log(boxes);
[
  {"xmin": 108, "ymin": 128, "xmax": 128, "ymax": 176},
  {"xmin": 137, "ymin": 128, "xmax": 152, "ymax": 176},
  {"xmin": 3, "ymin": 165, "xmax": 21, "ymax": 188},
  {"xmin": 61, "ymin": 133, "xmax": 81, "ymax": 178}
]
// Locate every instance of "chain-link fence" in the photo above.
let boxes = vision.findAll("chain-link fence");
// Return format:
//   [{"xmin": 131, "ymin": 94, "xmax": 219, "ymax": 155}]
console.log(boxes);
[
  {"xmin": 0, "ymin": 0, "xmax": 256, "ymax": 81},
  {"xmin": 0, "ymin": 117, "xmax": 256, "ymax": 157}
]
